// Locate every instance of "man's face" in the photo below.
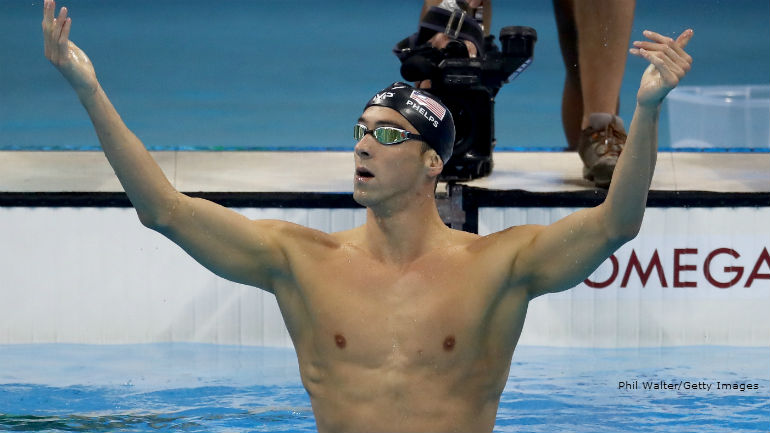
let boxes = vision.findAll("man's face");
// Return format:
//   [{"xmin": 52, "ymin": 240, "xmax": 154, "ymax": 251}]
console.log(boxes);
[{"xmin": 353, "ymin": 106, "xmax": 431, "ymax": 209}]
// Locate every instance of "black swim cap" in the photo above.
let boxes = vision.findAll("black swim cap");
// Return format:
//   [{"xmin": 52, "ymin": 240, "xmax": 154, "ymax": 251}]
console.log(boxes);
[{"xmin": 364, "ymin": 82, "xmax": 455, "ymax": 164}]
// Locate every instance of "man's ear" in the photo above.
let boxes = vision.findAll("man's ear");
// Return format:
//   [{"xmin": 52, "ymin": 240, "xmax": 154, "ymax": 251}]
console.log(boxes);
[{"xmin": 425, "ymin": 150, "xmax": 443, "ymax": 177}]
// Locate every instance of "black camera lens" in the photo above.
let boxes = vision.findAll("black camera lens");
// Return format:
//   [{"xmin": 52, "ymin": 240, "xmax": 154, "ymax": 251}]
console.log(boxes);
[
  {"xmin": 400, "ymin": 55, "xmax": 438, "ymax": 82},
  {"xmin": 444, "ymin": 40, "xmax": 469, "ymax": 58},
  {"xmin": 499, "ymin": 26, "xmax": 537, "ymax": 58}
]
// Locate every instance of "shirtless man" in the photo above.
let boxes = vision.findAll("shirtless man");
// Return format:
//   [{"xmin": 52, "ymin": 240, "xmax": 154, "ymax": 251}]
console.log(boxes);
[{"xmin": 42, "ymin": 1, "xmax": 693, "ymax": 431}]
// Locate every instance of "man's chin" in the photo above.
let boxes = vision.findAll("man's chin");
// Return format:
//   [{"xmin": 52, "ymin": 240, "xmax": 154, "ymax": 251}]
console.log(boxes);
[{"xmin": 353, "ymin": 189, "xmax": 374, "ymax": 207}]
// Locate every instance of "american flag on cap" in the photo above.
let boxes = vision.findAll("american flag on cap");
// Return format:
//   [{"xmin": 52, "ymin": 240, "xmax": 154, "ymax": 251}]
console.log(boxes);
[{"xmin": 409, "ymin": 90, "xmax": 446, "ymax": 121}]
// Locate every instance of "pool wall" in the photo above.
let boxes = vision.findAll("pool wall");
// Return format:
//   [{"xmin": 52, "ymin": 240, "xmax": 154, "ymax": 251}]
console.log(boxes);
[{"xmin": 2, "ymin": 206, "xmax": 767, "ymax": 347}]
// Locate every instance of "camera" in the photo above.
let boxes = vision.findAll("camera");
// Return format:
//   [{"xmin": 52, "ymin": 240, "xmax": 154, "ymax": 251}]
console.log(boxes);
[{"xmin": 394, "ymin": 7, "xmax": 537, "ymax": 181}]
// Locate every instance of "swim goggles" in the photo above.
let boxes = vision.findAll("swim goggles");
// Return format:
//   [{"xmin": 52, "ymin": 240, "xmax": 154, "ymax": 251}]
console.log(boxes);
[{"xmin": 354, "ymin": 124, "xmax": 424, "ymax": 145}]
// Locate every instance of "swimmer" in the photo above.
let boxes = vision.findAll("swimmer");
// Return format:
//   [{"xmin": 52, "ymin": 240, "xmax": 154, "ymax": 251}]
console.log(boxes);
[{"xmin": 42, "ymin": 1, "xmax": 693, "ymax": 431}]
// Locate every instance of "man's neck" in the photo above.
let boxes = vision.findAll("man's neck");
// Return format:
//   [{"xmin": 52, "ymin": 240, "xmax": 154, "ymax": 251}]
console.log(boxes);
[{"xmin": 363, "ymin": 193, "xmax": 450, "ymax": 266}]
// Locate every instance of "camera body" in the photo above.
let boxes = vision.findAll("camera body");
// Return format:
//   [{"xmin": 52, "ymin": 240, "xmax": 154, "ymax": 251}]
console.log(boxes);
[{"xmin": 395, "ymin": 16, "xmax": 537, "ymax": 181}]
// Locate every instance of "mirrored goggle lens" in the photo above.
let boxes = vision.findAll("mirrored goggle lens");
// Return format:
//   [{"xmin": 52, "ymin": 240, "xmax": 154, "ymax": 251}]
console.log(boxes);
[
  {"xmin": 373, "ymin": 127, "xmax": 407, "ymax": 144},
  {"xmin": 353, "ymin": 124, "xmax": 367, "ymax": 140},
  {"xmin": 354, "ymin": 124, "xmax": 408, "ymax": 145}
]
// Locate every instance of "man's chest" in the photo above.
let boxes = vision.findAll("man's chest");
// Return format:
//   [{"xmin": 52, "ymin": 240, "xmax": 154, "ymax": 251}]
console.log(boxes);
[{"xmin": 279, "ymin": 247, "xmax": 523, "ymax": 367}]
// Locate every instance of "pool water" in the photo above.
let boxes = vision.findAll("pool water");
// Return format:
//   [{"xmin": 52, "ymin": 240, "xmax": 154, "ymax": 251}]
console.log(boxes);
[
  {"xmin": 2, "ymin": 0, "xmax": 768, "ymax": 151},
  {"xmin": 1, "ymin": 344, "xmax": 767, "ymax": 432}
]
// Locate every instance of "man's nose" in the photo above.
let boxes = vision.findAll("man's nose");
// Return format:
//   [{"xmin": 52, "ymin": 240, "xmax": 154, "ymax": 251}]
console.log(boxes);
[{"xmin": 354, "ymin": 135, "xmax": 374, "ymax": 159}]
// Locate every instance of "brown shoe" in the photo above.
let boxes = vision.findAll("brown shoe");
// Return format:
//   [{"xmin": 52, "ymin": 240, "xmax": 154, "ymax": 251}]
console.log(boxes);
[{"xmin": 578, "ymin": 113, "xmax": 627, "ymax": 188}]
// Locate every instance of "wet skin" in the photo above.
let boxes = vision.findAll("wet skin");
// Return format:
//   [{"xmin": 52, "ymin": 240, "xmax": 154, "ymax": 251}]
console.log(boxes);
[{"xmin": 271, "ymin": 220, "xmax": 534, "ymax": 433}]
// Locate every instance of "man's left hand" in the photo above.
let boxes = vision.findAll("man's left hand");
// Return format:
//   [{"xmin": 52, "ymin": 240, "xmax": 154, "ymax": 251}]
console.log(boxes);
[{"xmin": 630, "ymin": 29, "xmax": 694, "ymax": 108}]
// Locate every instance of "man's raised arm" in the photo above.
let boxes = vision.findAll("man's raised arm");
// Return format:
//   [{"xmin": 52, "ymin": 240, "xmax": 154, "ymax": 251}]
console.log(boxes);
[
  {"xmin": 505, "ymin": 29, "xmax": 694, "ymax": 298},
  {"xmin": 42, "ymin": 0, "xmax": 293, "ymax": 291}
]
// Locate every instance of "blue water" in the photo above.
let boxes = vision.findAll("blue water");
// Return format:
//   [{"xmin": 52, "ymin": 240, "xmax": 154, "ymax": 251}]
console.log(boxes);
[
  {"xmin": 1, "ymin": 344, "xmax": 767, "ymax": 432},
  {"xmin": 1, "ymin": 0, "xmax": 768, "ymax": 151}
]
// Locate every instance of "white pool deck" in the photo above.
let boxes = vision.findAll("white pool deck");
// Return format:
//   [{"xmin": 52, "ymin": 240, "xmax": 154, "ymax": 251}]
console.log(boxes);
[{"xmin": 1, "ymin": 151, "xmax": 768, "ymax": 194}]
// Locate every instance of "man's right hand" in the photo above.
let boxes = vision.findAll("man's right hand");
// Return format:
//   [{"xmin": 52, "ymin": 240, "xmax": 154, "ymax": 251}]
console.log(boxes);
[{"xmin": 43, "ymin": 0, "xmax": 98, "ymax": 96}]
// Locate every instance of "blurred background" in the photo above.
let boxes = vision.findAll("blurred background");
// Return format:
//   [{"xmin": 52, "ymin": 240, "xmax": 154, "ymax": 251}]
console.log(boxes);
[{"xmin": 1, "ymin": 0, "xmax": 768, "ymax": 151}]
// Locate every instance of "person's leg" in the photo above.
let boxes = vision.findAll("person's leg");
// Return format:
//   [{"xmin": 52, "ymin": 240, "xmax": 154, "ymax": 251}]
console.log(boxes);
[
  {"xmin": 566, "ymin": 0, "xmax": 635, "ymax": 186},
  {"xmin": 552, "ymin": 0, "xmax": 582, "ymax": 151},
  {"xmin": 573, "ymin": 0, "xmax": 635, "ymax": 129}
]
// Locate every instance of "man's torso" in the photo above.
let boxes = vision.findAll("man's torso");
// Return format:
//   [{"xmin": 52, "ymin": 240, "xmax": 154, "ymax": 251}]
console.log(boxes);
[{"xmin": 268, "ymin": 224, "xmax": 535, "ymax": 432}]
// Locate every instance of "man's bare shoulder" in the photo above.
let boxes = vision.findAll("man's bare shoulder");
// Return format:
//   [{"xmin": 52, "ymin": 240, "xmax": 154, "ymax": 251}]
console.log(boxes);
[
  {"xmin": 466, "ymin": 224, "xmax": 544, "ymax": 253},
  {"xmin": 457, "ymin": 224, "xmax": 547, "ymax": 291},
  {"xmin": 257, "ymin": 219, "xmax": 343, "ymax": 252},
  {"xmin": 449, "ymin": 227, "xmax": 482, "ymax": 243},
  {"xmin": 329, "ymin": 225, "xmax": 365, "ymax": 244}
]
